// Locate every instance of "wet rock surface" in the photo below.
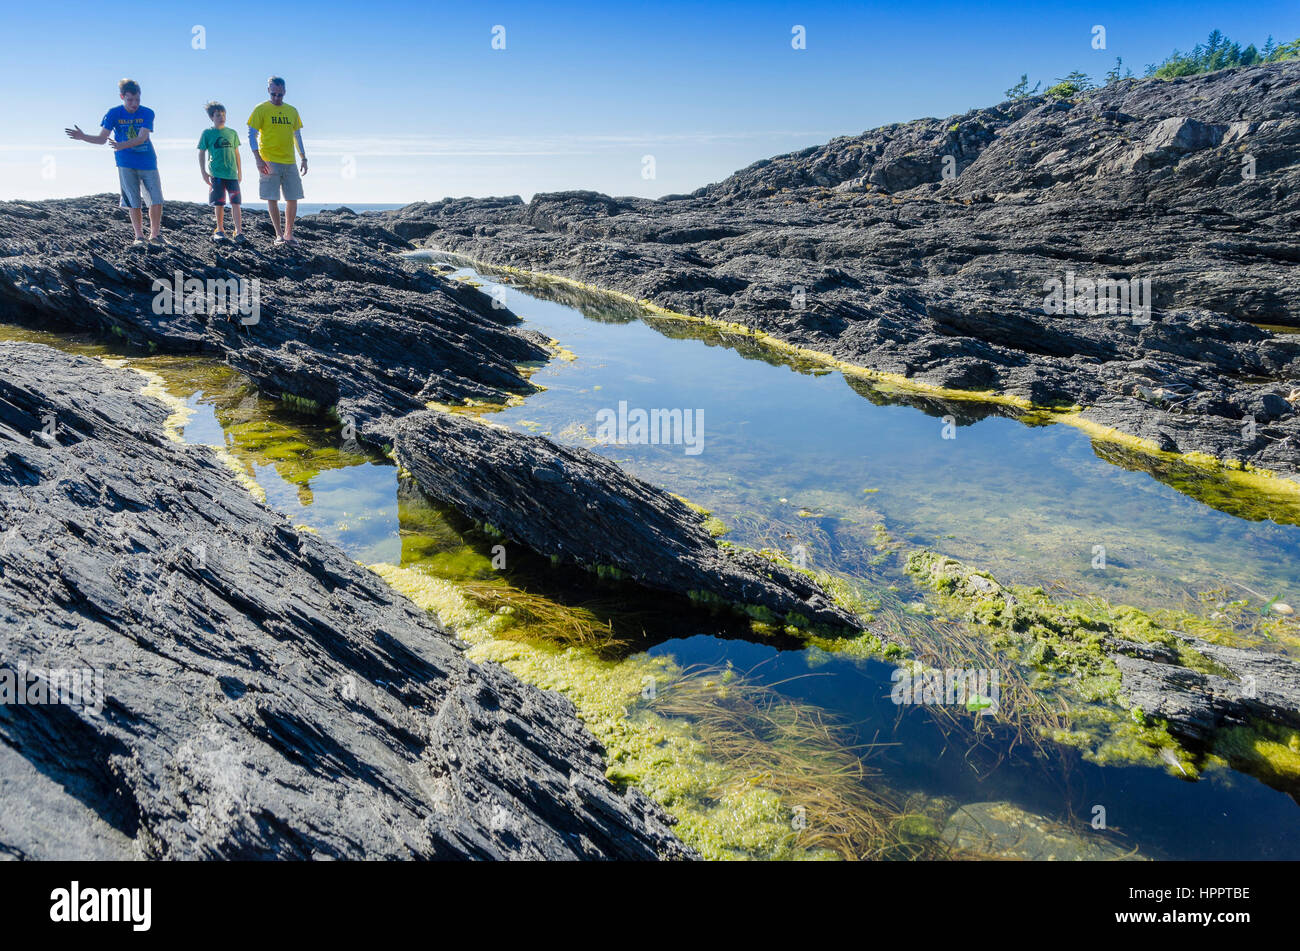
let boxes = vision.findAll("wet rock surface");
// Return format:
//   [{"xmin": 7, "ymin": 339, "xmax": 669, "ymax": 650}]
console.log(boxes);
[
  {"xmin": 392, "ymin": 410, "xmax": 860, "ymax": 630},
  {"xmin": 910, "ymin": 550, "xmax": 1300, "ymax": 755},
  {"xmin": 943, "ymin": 801, "xmax": 1141, "ymax": 860},
  {"xmin": 0, "ymin": 343, "xmax": 693, "ymax": 859},
  {"xmin": 0, "ymin": 196, "xmax": 848, "ymax": 631},
  {"xmin": 389, "ymin": 62, "xmax": 1300, "ymax": 477},
  {"xmin": 1113, "ymin": 637, "xmax": 1300, "ymax": 747}
]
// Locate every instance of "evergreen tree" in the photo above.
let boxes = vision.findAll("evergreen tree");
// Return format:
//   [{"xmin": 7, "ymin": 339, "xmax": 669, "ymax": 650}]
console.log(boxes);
[
  {"xmin": 1104, "ymin": 57, "xmax": 1133, "ymax": 84},
  {"xmin": 1149, "ymin": 29, "xmax": 1299, "ymax": 77},
  {"xmin": 1004, "ymin": 74, "xmax": 1041, "ymax": 100},
  {"xmin": 1270, "ymin": 38, "xmax": 1300, "ymax": 61}
]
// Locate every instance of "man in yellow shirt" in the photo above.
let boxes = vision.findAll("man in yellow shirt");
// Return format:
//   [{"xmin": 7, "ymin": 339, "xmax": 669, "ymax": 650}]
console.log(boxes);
[{"xmin": 247, "ymin": 76, "xmax": 308, "ymax": 246}]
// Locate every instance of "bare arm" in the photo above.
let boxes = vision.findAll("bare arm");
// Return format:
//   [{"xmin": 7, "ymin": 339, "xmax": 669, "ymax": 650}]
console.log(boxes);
[
  {"xmin": 112, "ymin": 127, "xmax": 150, "ymax": 151},
  {"xmin": 198, "ymin": 149, "xmax": 210, "ymax": 183},
  {"xmin": 294, "ymin": 130, "xmax": 308, "ymax": 174},
  {"xmin": 64, "ymin": 125, "xmax": 111, "ymax": 144}
]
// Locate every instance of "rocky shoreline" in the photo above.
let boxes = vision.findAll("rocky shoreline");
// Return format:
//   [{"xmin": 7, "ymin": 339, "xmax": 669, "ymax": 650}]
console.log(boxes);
[
  {"xmin": 0, "ymin": 343, "xmax": 692, "ymax": 859},
  {"xmin": 383, "ymin": 61, "xmax": 1300, "ymax": 479},
  {"xmin": 5, "ymin": 56, "xmax": 1300, "ymax": 854},
  {"xmin": 0, "ymin": 197, "xmax": 851, "ymax": 630},
  {"xmin": 0, "ymin": 195, "xmax": 862, "ymax": 859}
]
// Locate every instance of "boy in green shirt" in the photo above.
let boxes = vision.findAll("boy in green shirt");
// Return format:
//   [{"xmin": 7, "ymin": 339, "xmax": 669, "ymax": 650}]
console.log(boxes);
[{"xmin": 197, "ymin": 101, "xmax": 244, "ymax": 243}]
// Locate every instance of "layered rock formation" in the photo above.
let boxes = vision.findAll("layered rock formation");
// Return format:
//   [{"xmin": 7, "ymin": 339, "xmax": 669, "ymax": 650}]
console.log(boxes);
[
  {"xmin": 392, "ymin": 410, "xmax": 857, "ymax": 630},
  {"xmin": 0, "ymin": 343, "xmax": 693, "ymax": 859},
  {"xmin": 0, "ymin": 197, "xmax": 846, "ymax": 629},
  {"xmin": 387, "ymin": 61, "xmax": 1300, "ymax": 477}
]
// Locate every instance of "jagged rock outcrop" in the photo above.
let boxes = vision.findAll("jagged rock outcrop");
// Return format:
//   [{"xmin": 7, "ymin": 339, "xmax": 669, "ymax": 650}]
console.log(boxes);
[
  {"xmin": 0, "ymin": 197, "xmax": 849, "ymax": 630},
  {"xmin": 388, "ymin": 61, "xmax": 1300, "ymax": 478},
  {"xmin": 0, "ymin": 196, "xmax": 551, "ymax": 429},
  {"xmin": 392, "ymin": 410, "xmax": 859, "ymax": 630},
  {"xmin": 0, "ymin": 343, "xmax": 693, "ymax": 859},
  {"xmin": 1113, "ymin": 638, "xmax": 1300, "ymax": 746}
]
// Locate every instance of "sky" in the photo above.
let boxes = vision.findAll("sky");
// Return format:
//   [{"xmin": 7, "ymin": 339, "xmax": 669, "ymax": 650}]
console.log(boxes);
[{"xmin": 2, "ymin": 1, "xmax": 1297, "ymax": 204}]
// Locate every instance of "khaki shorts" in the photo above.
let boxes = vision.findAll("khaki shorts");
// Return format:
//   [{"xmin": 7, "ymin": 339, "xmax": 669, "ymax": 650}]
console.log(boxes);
[
  {"xmin": 118, "ymin": 167, "xmax": 163, "ymax": 208},
  {"xmin": 258, "ymin": 161, "xmax": 304, "ymax": 201}
]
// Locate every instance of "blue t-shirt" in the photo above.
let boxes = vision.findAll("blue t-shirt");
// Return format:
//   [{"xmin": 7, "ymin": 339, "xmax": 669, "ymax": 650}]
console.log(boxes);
[{"xmin": 101, "ymin": 105, "xmax": 157, "ymax": 170}]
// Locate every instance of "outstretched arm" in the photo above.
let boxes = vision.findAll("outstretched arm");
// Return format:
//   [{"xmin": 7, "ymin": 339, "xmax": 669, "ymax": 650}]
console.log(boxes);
[{"xmin": 64, "ymin": 124, "xmax": 111, "ymax": 144}]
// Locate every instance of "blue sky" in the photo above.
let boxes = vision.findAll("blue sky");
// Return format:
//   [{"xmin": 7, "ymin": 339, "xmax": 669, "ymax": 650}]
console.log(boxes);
[{"xmin": 2, "ymin": 1, "xmax": 1297, "ymax": 203}]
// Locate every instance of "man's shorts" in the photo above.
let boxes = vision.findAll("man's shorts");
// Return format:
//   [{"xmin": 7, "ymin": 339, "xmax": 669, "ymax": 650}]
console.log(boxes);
[
  {"xmin": 118, "ymin": 167, "xmax": 163, "ymax": 209},
  {"xmin": 258, "ymin": 161, "xmax": 304, "ymax": 201},
  {"xmin": 209, "ymin": 177, "xmax": 241, "ymax": 206}
]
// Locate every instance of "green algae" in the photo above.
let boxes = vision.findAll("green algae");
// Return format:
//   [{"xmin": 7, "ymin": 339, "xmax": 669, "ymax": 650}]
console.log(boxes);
[
  {"xmin": 901, "ymin": 549, "xmax": 1294, "ymax": 780},
  {"xmin": 1212, "ymin": 721, "xmax": 1300, "ymax": 787},
  {"xmin": 207, "ymin": 399, "xmax": 375, "ymax": 509},
  {"xmin": 369, "ymin": 560, "xmax": 977, "ymax": 860},
  {"xmin": 669, "ymin": 493, "xmax": 732, "ymax": 539},
  {"xmin": 370, "ymin": 563, "xmax": 846, "ymax": 859},
  {"xmin": 746, "ymin": 547, "xmax": 895, "ymax": 656},
  {"xmin": 1091, "ymin": 436, "xmax": 1300, "ymax": 526},
  {"xmin": 279, "ymin": 392, "xmax": 324, "ymax": 415}
]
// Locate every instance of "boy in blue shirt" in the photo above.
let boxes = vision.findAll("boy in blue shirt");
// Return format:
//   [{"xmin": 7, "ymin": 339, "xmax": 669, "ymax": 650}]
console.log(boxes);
[{"xmin": 65, "ymin": 78, "xmax": 164, "ymax": 246}]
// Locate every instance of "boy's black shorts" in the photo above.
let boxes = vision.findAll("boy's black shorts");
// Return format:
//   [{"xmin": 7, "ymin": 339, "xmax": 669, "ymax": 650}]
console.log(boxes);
[{"xmin": 209, "ymin": 178, "xmax": 241, "ymax": 206}]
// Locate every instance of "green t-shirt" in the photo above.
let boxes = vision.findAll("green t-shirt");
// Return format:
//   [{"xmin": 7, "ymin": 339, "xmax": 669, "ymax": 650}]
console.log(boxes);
[{"xmin": 198, "ymin": 126, "xmax": 241, "ymax": 180}]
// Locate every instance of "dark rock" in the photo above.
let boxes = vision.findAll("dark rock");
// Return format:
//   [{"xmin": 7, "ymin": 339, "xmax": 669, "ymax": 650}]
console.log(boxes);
[
  {"xmin": 0, "ymin": 343, "xmax": 693, "ymax": 860},
  {"xmin": 0, "ymin": 196, "xmax": 550, "ymax": 430},
  {"xmin": 0, "ymin": 196, "xmax": 853, "ymax": 635},
  {"xmin": 389, "ymin": 61, "xmax": 1300, "ymax": 478},
  {"xmin": 392, "ymin": 410, "xmax": 861, "ymax": 631},
  {"xmin": 1112, "ymin": 637, "xmax": 1300, "ymax": 746}
]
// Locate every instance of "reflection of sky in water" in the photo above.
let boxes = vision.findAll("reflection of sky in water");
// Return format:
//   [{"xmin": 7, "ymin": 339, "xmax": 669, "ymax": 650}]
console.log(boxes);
[
  {"xmin": 125, "ymin": 278, "xmax": 1300, "ymax": 859},
  {"xmin": 170, "ymin": 387, "xmax": 404, "ymax": 566},
  {"xmin": 9, "ymin": 271, "xmax": 1299, "ymax": 860},
  {"xmin": 464, "ymin": 269, "xmax": 1300, "ymax": 614}
]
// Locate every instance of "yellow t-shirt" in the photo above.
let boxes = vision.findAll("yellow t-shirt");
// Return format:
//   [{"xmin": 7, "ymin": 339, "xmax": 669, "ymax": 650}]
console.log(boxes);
[{"xmin": 247, "ymin": 102, "xmax": 302, "ymax": 165}]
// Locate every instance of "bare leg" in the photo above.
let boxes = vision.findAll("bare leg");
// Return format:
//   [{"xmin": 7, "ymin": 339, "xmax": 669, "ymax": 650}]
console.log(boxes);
[
  {"xmin": 267, "ymin": 200, "xmax": 282, "ymax": 238},
  {"xmin": 127, "ymin": 207, "xmax": 144, "ymax": 239},
  {"xmin": 215, "ymin": 206, "xmax": 225, "ymax": 232},
  {"xmin": 148, "ymin": 203, "xmax": 162, "ymax": 239},
  {"xmin": 232, "ymin": 204, "xmax": 243, "ymax": 235},
  {"xmin": 284, "ymin": 199, "xmax": 297, "ymax": 240}
]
